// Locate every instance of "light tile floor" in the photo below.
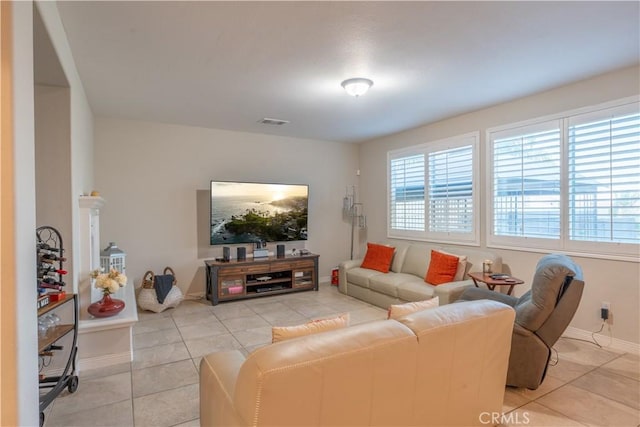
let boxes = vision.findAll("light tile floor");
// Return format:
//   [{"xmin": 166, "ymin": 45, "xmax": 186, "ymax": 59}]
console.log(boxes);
[{"xmin": 44, "ymin": 283, "xmax": 640, "ymax": 427}]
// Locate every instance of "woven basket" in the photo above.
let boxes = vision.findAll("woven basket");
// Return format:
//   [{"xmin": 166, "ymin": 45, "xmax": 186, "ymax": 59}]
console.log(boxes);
[{"xmin": 137, "ymin": 266, "xmax": 183, "ymax": 313}]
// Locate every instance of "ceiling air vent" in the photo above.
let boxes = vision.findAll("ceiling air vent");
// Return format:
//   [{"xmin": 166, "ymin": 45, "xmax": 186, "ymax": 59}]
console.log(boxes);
[{"xmin": 258, "ymin": 118, "xmax": 290, "ymax": 126}]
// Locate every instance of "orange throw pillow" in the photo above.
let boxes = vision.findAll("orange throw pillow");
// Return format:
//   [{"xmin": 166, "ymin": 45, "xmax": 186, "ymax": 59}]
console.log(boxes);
[
  {"xmin": 425, "ymin": 250, "xmax": 459, "ymax": 285},
  {"xmin": 360, "ymin": 243, "xmax": 395, "ymax": 273}
]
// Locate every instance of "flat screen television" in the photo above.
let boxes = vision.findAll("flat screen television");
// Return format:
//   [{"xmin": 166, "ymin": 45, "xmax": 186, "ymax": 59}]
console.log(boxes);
[{"xmin": 210, "ymin": 181, "xmax": 309, "ymax": 245}]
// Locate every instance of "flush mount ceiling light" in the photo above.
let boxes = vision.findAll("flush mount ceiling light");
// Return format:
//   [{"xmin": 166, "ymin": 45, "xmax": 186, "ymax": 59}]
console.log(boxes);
[{"xmin": 341, "ymin": 78, "xmax": 374, "ymax": 97}]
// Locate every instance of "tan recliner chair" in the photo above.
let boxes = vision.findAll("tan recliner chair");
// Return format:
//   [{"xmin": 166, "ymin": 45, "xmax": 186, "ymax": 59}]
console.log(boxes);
[{"xmin": 457, "ymin": 253, "xmax": 584, "ymax": 390}]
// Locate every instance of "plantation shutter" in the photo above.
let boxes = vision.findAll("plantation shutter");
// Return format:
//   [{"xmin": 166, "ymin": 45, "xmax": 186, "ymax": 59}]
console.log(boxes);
[
  {"xmin": 491, "ymin": 121, "xmax": 561, "ymax": 239},
  {"xmin": 428, "ymin": 145, "xmax": 473, "ymax": 233},
  {"xmin": 568, "ymin": 106, "xmax": 640, "ymax": 244},
  {"xmin": 389, "ymin": 154, "xmax": 425, "ymax": 231}
]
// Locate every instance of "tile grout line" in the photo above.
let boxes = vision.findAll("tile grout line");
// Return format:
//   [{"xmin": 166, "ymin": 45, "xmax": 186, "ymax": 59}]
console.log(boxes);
[
  {"xmin": 527, "ymin": 394, "xmax": 591, "ymax": 427},
  {"xmin": 129, "ymin": 358, "xmax": 136, "ymax": 427}
]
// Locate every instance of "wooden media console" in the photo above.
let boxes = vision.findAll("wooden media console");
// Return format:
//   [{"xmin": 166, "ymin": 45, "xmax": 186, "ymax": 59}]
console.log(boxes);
[{"xmin": 204, "ymin": 253, "xmax": 319, "ymax": 305}]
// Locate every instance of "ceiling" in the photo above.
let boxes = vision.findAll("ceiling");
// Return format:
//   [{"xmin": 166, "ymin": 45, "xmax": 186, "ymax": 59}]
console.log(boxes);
[{"xmin": 48, "ymin": 1, "xmax": 639, "ymax": 143}]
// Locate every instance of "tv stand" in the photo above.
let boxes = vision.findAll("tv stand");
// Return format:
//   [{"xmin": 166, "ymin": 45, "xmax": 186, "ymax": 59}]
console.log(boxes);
[{"xmin": 204, "ymin": 253, "xmax": 319, "ymax": 305}]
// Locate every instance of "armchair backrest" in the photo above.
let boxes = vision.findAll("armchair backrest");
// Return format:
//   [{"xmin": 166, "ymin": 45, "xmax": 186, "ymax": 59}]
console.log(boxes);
[
  {"xmin": 514, "ymin": 254, "xmax": 584, "ymax": 335},
  {"xmin": 536, "ymin": 275, "xmax": 584, "ymax": 346}
]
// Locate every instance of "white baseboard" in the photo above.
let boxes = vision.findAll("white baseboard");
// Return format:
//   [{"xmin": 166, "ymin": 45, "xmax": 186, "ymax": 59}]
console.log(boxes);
[
  {"xmin": 564, "ymin": 326, "xmax": 640, "ymax": 354},
  {"xmin": 78, "ymin": 351, "xmax": 132, "ymax": 372}
]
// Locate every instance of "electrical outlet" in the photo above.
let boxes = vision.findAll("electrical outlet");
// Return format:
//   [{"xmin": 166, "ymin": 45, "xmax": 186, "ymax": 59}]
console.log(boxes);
[{"xmin": 601, "ymin": 301, "xmax": 611, "ymax": 322}]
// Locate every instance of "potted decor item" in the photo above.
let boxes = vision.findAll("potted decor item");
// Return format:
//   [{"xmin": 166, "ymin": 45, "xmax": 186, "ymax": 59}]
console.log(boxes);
[{"xmin": 88, "ymin": 268, "xmax": 127, "ymax": 317}]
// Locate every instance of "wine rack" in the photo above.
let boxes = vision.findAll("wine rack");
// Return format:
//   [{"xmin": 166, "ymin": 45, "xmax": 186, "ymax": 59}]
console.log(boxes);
[
  {"xmin": 35, "ymin": 226, "xmax": 78, "ymax": 427},
  {"xmin": 36, "ymin": 226, "xmax": 67, "ymax": 298}
]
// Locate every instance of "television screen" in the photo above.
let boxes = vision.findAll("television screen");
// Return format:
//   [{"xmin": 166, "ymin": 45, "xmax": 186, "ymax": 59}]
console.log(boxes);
[{"xmin": 210, "ymin": 181, "xmax": 308, "ymax": 245}]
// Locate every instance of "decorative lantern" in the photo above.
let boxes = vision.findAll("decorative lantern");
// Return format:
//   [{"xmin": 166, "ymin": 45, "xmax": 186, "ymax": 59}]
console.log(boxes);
[{"xmin": 100, "ymin": 242, "xmax": 126, "ymax": 274}]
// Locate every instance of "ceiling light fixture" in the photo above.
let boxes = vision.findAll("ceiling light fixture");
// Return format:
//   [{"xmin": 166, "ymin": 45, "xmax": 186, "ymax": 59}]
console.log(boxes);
[{"xmin": 341, "ymin": 78, "xmax": 373, "ymax": 97}]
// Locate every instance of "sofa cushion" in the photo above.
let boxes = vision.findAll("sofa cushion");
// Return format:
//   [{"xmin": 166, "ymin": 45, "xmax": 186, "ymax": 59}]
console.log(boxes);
[
  {"xmin": 390, "ymin": 245, "xmax": 408, "ymax": 273},
  {"xmin": 388, "ymin": 296, "xmax": 439, "ymax": 320},
  {"xmin": 272, "ymin": 313, "xmax": 350, "ymax": 343},
  {"xmin": 360, "ymin": 243, "xmax": 395, "ymax": 273},
  {"xmin": 397, "ymin": 278, "xmax": 435, "ymax": 301},
  {"xmin": 346, "ymin": 267, "xmax": 383, "ymax": 288},
  {"xmin": 400, "ymin": 244, "xmax": 431, "ymax": 278},
  {"xmin": 369, "ymin": 273, "xmax": 420, "ymax": 297},
  {"xmin": 425, "ymin": 250, "xmax": 459, "ymax": 285}
]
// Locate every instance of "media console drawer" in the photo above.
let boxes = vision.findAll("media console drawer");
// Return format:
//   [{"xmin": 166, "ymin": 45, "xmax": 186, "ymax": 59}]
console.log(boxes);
[
  {"xmin": 292, "ymin": 260, "xmax": 315, "ymax": 269},
  {"xmin": 218, "ymin": 264, "xmax": 269, "ymax": 276},
  {"xmin": 270, "ymin": 262, "xmax": 295, "ymax": 271},
  {"xmin": 204, "ymin": 254, "xmax": 319, "ymax": 305}
]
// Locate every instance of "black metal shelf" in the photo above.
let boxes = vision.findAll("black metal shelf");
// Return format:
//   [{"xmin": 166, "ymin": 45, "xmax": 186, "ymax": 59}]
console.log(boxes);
[{"xmin": 36, "ymin": 226, "xmax": 78, "ymax": 427}]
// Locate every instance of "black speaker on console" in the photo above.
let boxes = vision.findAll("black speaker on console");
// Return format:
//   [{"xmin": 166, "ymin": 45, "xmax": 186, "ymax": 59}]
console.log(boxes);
[
  {"xmin": 276, "ymin": 244, "xmax": 285, "ymax": 258},
  {"xmin": 237, "ymin": 247, "xmax": 246, "ymax": 261},
  {"xmin": 222, "ymin": 247, "xmax": 230, "ymax": 262}
]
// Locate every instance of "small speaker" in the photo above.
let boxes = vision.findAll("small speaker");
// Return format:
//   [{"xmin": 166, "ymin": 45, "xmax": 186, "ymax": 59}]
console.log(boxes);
[
  {"xmin": 222, "ymin": 247, "xmax": 230, "ymax": 262},
  {"xmin": 276, "ymin": 244, "xmax": 285, "ymax": 258},
  {"xmin": 236, "ymin": 247, "xmax": 246, "ymax": 261}
]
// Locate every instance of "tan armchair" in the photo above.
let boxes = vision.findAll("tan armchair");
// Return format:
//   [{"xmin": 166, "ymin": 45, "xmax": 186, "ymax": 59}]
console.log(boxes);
[{"xmin": 457, "ymin": 254, "xmax": 584, "ymax": 390}]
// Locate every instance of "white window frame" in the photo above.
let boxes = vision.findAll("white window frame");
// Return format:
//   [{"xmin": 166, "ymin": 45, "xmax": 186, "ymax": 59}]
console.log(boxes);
[
  {"xmin": 487, "ymin": 96, "xmax": 640, "ymax": 260},
  {"xmin": 388, "ymin": 132, "xmax": 480, "ymax": 245}
]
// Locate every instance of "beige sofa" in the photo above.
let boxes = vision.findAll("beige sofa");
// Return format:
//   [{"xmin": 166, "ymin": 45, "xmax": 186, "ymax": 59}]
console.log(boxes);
[
  {"xmin": 200, "ymin": 300, "xmax": 514, "ymax": 426},
  {"xmin": 339, "ymin": 242, "xmax": 502, "ymax": 307}
]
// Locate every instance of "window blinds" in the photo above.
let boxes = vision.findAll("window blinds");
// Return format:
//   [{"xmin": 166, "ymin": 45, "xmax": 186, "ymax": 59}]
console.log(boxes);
[
  {"xmin": 428, "ymin": 145, "xmax": 474, "ymax": 233},
  {"xmin": 492, "ymin": 122, "xmax": 561, "ymax": 239},
  {"xmin": 389, "ymin": 154, "xmax": 425, "ymax": 231},
  {"xmin": 568, "ymin": 110, "xmax": 640, "ymax": 244}
]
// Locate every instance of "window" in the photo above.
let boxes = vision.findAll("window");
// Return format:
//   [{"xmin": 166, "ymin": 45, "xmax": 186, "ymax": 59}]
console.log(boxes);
[
  {"xmin": 428, "ymin": 145, "xmax": 474, "ymax": 234},
  {"xmin": 388, "ymin": 132, "xmax": 479, "ymax": 244},
  {"xmin": 568, "ymin": 105, "xmax": 640, "ymax": 246},
  {"xmin": 389, "ymin": 154, "xmax": 425, "ymax": 231},
  {"xmin": 491, "ymin": 120, "xmax": 561, "ymax": 241},
  {"xmin": 488, "ymin": 99, "xmax": 639, "ymax": 258}
]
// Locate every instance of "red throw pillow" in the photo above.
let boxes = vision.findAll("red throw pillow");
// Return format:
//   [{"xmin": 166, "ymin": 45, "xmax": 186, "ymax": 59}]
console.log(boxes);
[
  {"xmin": 360, "ymin": 243, "xmax": 395, "ymax": 273},
  {"xmin": 425, "ymin": 250, "xmax": 459, "ymax": 285}
]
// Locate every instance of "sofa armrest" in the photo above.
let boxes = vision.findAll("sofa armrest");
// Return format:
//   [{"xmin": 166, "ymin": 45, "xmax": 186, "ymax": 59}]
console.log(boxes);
[
  {"xmin": 200, "ymin": 350, "xmax": 246, "ymax": 427},
  {"xmin": 432, "ymin": 279, "xmax": 476, "ymax": 304},
  {"xmin": 338, "ymin": 259, "xmax": 362, "ymax": 294}
]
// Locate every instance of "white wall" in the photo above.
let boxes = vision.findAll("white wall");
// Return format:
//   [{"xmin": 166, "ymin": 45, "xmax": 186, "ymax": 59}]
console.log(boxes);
[
  {"xmin": 94, "ymin": 118, "xmax": 359, "ymax": 295},
  {"xmin": 358, "ymin": 65, "xmax": 640, "ymax": 345},
  {"xmin": 35, "ymin": 85, "xmax": 74, "ymax": 277},
  {"xmin": 36, "ymin": 0, "xmax": 95, "ymax": 293}
]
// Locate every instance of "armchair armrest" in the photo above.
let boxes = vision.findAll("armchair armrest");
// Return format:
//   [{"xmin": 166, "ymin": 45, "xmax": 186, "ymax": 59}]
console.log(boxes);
[{"xmin": 457, "ymin": 287, "xmax": 519, "ymax": 307}]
